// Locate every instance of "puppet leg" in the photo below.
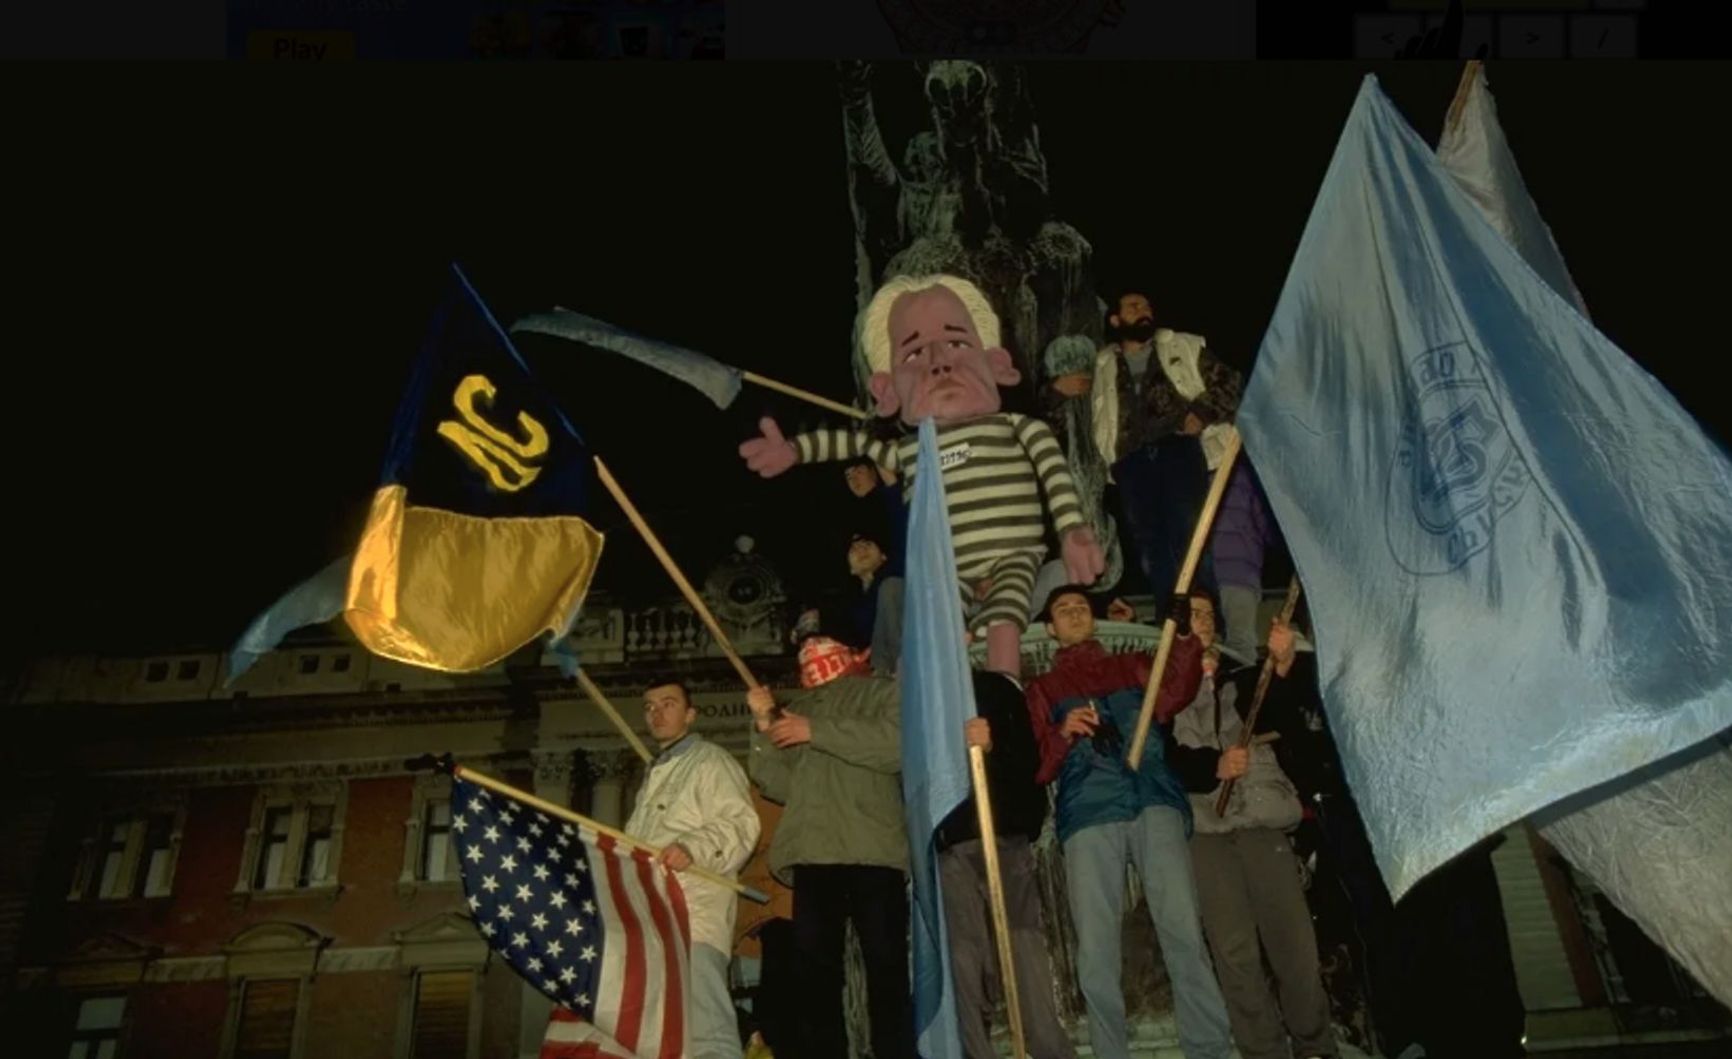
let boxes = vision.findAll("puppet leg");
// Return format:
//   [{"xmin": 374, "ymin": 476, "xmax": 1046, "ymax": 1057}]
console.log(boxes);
[{"xmin": 971, "ymin": 550, "xmax": 1043, "ymax": 677}]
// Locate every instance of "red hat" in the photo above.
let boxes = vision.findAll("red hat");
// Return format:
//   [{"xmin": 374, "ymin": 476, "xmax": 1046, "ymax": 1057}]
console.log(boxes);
[{"xmin": 798, "ymin": 636, "xmax": 871, "ymax": 689}]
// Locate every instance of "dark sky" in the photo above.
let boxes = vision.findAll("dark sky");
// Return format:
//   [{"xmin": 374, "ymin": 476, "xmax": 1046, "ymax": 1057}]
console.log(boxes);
[{"xmin": 8, "ymin": 61, "xmax": 1728, "ymax": 662}]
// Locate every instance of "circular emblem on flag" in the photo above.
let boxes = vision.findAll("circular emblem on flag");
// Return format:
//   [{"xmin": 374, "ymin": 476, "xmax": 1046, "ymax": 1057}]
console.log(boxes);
[
  {"xmin": 1387, "ymin": 341, "xmax": 1531, "ymax": 575},
  {"xmin": 875, "ymin": 0, "xmax": 1112, "ymax": 52}
]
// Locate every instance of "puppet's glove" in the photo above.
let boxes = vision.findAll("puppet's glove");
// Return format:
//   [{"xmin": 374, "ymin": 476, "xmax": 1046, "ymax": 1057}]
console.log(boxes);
[
  {"xmin": 1060, "ymin": 525, "xmax": 1106, "ymax": 585},
  {"xmin": 739, "ymin": 417, "xmax": 798, "ymax": 478}
]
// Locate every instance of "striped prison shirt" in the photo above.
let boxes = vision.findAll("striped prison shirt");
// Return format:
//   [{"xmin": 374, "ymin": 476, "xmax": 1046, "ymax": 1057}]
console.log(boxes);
[{"xmin": 791, "ymin": 413, "xmax": 1085, "ymax": 575}]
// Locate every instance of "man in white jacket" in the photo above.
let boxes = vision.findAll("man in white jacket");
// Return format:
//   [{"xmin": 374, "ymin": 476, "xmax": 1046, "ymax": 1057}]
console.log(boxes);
[
  {"xmin": 1055, "ymin": 289, "xmax": 1242, "ymax": 601},
  {"xmin": 628, "ymin": 678, "xmax": 762, "ymax": 1059}
]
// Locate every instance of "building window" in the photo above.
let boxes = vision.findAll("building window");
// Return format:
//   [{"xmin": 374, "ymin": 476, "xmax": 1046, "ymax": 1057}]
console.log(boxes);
[
  {"xmin": 70, "ymin": 806, "xmax": 183, "ymax": 902},
  {"xmin": 298, "ymin": 655, "xmax": 319, "ymax": 675},
  {"xmin": 237, "ymin": 784, "xmax": 346, "ymax": 895},
  {"xmin": 420, "ymin": 799, "xmax": 457, "ymax": 883},
  {"xmin": 177, "ymin": 659, "xmax": 201, "ymax": 681},
  {"xmin": 144, "ymin": 661, "xmax": 168, "ymax": 683},
  {"xmin": 399, "ymin": 775, "xmax": 461, "ymax": 892},
  {"xmin": 331, "ymin": 654, "xmax": 351, "ymax": 673},
  {"xmin": 253, "ymin": 808, "xmax": 293, "ymax": 890},
  {"xmin": 408, "ymin": 970, "xmax": 474, "ymax": 1059},
  {"xmin": 68, "ymin": 994, "xmax": 126, "ymax": 1059},
  {"xmin": 233, "ymin": 979, "xmax": 300, "ymax": 1059},
  {"xmin": 298, "ymin": 804, "xmax": 334, "ymax": 888}
]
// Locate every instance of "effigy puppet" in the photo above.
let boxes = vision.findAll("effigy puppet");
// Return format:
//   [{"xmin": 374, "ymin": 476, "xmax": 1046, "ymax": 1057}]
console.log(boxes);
[{"xmin": 739, "ymin": 273, "xmax": 1104, "ymax": 675}]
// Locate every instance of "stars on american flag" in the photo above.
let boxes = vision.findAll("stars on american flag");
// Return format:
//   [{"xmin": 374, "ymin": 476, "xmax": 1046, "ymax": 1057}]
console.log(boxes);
[{"xmin": 454, "ymin": 776, "xmax": 606, "ymax": 1015}]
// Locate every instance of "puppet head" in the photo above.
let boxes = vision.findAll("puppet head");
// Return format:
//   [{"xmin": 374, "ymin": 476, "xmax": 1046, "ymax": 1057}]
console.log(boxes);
[
  {"xmin": 862, "ymin": 274, "xmax": 1020, "ymax": 427},
  {"xmin": 797, "ymin": 636, "xmax": 872, "ymax": 688}
]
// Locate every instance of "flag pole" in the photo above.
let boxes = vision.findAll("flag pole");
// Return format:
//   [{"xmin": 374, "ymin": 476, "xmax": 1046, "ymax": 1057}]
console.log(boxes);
[
  {"xmin": 740, "ymin": 370, "xmax": 870, "ymax": 420},
  {"xmin": 573, "ymin": 668, "xmax": 654, "ymax": 765},
  {"xmin": 1126, "ymin": 431, "xmax": 1242, "ymax": 771},
  {"xmin": 969, "ymin": 745, "xmax": 1029, "ymax": 1059},
  {"xmin": 448, "ymin": 759, "xmax": 770, "ymax": 904},
  {"xmin": 1213, "ymin": 577, "xmax": 1304, "ymax": 816},
  {"xmin": 591, "ymin": 457, "xmax": 762, "ymax": 690}
]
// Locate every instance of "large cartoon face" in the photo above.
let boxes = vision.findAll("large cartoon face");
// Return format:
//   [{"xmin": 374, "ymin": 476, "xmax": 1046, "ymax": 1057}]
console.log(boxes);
[{"xmin": 869, "ymin": 285, "xmax": 1019, "ymax": 426}]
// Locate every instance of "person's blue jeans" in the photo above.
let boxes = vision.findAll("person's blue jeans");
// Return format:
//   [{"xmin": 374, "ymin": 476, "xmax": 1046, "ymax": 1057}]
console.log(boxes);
[
  {"xmin": 1062, "ymin": 806, "xmax": 1234, "ymax": 1059},
  {"xmin": 689, "ymin": 943, "xmax": 742, "ymax": 1059},
  {"xmin": 1114, "ymin": 437, "xmax": 1217, "ymax": 599}
]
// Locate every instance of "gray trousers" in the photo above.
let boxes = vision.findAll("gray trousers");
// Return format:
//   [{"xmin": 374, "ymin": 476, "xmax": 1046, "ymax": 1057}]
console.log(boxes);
[
  {"xmin": 689, "ymin": 942, "xmax": 739, "ymax": 1059},
  {"xmin": 1064, "ymin": 807, "xmax": 1234, "ymax": 1059},
  {"xmin": 1190, "ymin": 829, "xmax": 1336, "ymax": 1059},
  {"xmin": 939, "ymin": 838, "xmax": 1078, "ymax": 1059}
]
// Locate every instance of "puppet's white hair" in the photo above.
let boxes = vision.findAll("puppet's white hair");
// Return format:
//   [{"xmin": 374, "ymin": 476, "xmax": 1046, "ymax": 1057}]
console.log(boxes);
[{"xmin": 860, "ymin": 274, "xmax": 1002, "ymax": 375}]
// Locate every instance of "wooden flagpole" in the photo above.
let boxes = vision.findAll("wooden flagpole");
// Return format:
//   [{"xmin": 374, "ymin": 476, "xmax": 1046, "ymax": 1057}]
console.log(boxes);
[
  {"xmin": 1126, "ymin": 431, "xmax": 1242, "ymax": 771},
  {"xmin": 740, "ymin": 370, "xmax": 870, "ymax": 420},
  {"xmin": 573, "ymin": 668, "xmax": 653, "ymax": 765},
  {"xmin": 969, "ymin": 745, "xmax": 1028, "ymax": 1059},
  {"xmin": 591, "ymin": 457, "xmax": 761, "ymax": 690},
  {"xmin": 1212, "ymin": 577, "xmax": 1304, "ymax": 817},
  {"xmin": 453, "ymin": 762, "xmax": 770, "ymax": 903}
]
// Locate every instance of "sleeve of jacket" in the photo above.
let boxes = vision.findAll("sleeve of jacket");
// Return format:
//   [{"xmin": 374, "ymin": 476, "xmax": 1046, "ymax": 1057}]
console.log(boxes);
[
  {"xmin": 1190, "ymin": 349, "xmax": 1244, "ymax": 425},
  {"xmin": 979, "ymin": 675, "xmax": 1040, "ymax": 792},
  {"xmin": 1025, "ymin": 677, "xmax": 1072, "ymax": 786},
  {"xmin": 1254, "ymin": 653, "xmax": 1331, "ymax": 798},
  {"xmin": 1132, "ymin": 634, "xmax": 1206, "ymax": 724},
  {"xmin": 673, "ymin": 748, "xmax": 762, "ymax": 876},
  {"xmin": 807, "ymin": 680, "xmax": 901, "ymax": 775},
  {"xmin": 748, "ymin": 727, "xmax": 794, "ymax": 805},
  {"xmin": 1165, "ymin": 730, "xmax": 1222, "ymax": 792}
]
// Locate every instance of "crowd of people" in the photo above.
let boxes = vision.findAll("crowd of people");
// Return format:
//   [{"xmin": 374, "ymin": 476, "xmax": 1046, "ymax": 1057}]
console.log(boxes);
[{"xmin": 618, "ymin": 275, "xmax": 1530, "ymax": 1059}]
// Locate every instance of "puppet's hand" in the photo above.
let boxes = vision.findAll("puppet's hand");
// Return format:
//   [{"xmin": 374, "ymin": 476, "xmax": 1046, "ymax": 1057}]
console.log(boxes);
[
  {"xmin": 1061, "ymin": 526, "xmax": 1106, "ymax": 585},
  {"xmin": 739, "ymin": 417, "xmax": 798, "ymax": 478}
]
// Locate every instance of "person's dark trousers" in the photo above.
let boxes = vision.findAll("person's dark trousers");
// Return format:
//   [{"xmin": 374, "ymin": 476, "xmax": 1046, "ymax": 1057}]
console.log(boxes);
[
  {"xmin": 789, "ymin": 864, "xmax": 915, "ymax": 1059},
  {"xmin": 751, "ymin": 917, "xmax": 799, "ymax": 1055},
  {"xmin": 1315, "ymin": 794, "xmax": 1526, "ymax": 1059},
  {"xmin": 1114, "ymin": 435, "xmax": 1217, "ymax": 598},
  {"xmin": 1397, "ymin": 840, "xmax": 1528, "ymax": 1059},
  {"xmin": 1313, "ymin": 793, "xmax": 1411, "ymax": 1057}
]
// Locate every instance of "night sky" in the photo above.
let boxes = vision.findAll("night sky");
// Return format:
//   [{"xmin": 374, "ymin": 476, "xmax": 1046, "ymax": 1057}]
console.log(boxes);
[{"xmin": 8, "ymin": 61, "xmax": 1727, "ymax": 665}]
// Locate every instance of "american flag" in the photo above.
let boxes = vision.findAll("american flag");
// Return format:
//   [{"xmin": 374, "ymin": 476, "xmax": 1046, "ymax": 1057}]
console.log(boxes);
[{"xmin": 452, "ymin": 775, "xmax": 690, "ymax": 1059}]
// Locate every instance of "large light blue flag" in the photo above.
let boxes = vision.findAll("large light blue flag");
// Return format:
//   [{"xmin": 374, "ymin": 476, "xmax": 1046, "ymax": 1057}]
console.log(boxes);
[
  {"xmin": 1239, "ymin": 76, "xmax": 1732, "ymax": 900},
  {"xmin": 225, "ymin": 555, "xmax": 351, "ymax": 684},
  {"xmin": 901, "ymin": 417, "xmax": 973, "ymax": 1059}
]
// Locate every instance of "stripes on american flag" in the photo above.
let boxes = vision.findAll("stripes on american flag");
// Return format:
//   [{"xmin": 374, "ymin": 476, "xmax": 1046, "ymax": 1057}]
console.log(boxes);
[{"xmin": 450, "ymin": 775, "xmax": 690, "ymax": 1059}]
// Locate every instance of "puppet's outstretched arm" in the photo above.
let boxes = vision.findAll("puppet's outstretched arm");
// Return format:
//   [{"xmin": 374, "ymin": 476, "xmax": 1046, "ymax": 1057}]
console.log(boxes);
[{"xmin": 739, "ymin": 416, "xmax": 898, "ymax": 479}]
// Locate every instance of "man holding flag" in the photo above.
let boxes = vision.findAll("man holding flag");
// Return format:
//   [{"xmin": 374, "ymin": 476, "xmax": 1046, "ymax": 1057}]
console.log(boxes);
[
  {"xmin": 623, "ymin": 679, "xmax": 761, "ymax": 1059},
  {"xmin": 745, "ymin": 635, "xmax": 913, "ymax": 1059}
]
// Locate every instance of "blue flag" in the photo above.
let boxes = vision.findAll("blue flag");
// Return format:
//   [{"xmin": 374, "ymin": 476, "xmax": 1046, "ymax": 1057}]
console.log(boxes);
[
  {"xmin": 225, "ymin": 554, "xmax": 351, "ymax": 685},
  {"xmin": 1238, "ymin": 76, "xmax": 1732, "ymax": 899},
  {"xmin": 900, "ymin": 417, "xmax": 973, "ymax": 1059},
  {"xmin": 511, "ymin": 307, "xmax": 744, "ymax": 410}
]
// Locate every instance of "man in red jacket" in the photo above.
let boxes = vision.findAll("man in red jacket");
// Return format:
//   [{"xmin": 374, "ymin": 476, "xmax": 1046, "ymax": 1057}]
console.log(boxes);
[{"xmin": 1025, "ymin": 585, "xmax": 1242, "ymax": 1059}]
